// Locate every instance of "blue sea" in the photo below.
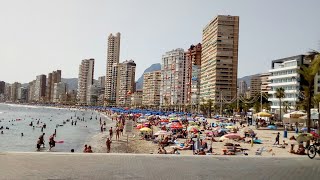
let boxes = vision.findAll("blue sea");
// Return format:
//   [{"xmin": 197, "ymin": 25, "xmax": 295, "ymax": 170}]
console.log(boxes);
[{"xmin": 0, "ymin": 103, "xmax": 108, "ymax": 152}]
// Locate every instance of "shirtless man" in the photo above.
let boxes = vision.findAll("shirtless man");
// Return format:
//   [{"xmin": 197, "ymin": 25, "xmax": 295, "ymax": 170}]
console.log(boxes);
[
  {"xmin": 109, "ymin": 127, "xmax": 113, "ymax": 140},
  {"xmin": 116, "ymin": 128, "xmax": 120, "ymax": 141},
  {"xmin": 106, "ymin": 138, "xmax": 112, "ymax": 153}
]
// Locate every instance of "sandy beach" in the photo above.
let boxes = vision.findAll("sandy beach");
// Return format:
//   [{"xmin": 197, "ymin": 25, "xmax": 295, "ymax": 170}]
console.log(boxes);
[{"xmin": 87, "ymin": 114, "xmax": 307, "ymax": 157}]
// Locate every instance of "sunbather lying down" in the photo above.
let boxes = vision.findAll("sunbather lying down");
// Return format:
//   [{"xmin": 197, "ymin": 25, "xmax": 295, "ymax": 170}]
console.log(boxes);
[{"xmin": 177, "ymin": 145, "xmax": 192, "ymax": 150}]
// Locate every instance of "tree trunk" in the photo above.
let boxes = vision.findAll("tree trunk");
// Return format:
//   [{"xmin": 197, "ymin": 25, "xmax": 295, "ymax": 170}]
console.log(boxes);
[{"xmin": 279, "ymin": 99, "xmax": 282, "ymax": 122}]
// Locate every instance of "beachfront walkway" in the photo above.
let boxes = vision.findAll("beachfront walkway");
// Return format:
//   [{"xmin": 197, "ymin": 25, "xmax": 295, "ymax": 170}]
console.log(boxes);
[{"xmin": 1, "ymin": 153, "xmax": 319, "ymax": 180}]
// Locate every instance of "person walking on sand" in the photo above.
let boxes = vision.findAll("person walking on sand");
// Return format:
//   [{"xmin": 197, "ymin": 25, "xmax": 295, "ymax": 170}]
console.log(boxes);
[
  {"xmin": 274, "ymin": 132, "xmax": 280, "ymax": 145},
  {"xmin": 109, "ymin": 127, "xmax": 113, "ymax": 139},
  {"xmin": 116, "ymin": 127, "xmax": 120, "ymax": 141},
  {"xmin": 106, "ymin": 138, "xmax": 112, "ymax": 153}
]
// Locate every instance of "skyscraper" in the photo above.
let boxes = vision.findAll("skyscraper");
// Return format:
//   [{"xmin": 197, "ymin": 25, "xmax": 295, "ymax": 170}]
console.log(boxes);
[
  {"xmin": 116, "ymin": 60, "xmax": 136, "ymax": 106},
  {"xmin": 0, "ymin": 81, "xmax": 5, "ymax": 95},
  {"xmin": 34, "ymin": 75, "xmax": 47, "ymax": 102},
  {"xmin": 105, "ymin": 32, "xmax": 121, "ymax": 105},
  {"xmin": 47, "ymin": 70, "xmax": 62, "ymax": 102},
  {"xmin": 10, "ymin": 82, "xmax": 21, "ymax": 102},
  {"xmin": 77, "ymin": 59, "xmax": 95, "ymax": 105},
  {"xmin": 142, "ymin": 70, "xmax": 161, "ymax": 107},
  {"xmin": 160, "ymin": 49, "xmax": 188, "ymax": 109},
  {"xmin": 200, "ymin": 15, "xmax": 239, "ymax": 105},
  {"xmin": 238, "ymin": 80, "xmax": 248, "ymax": 95},
  {"xmin": 185, "ymin": 43, "xmax": 202, "ymax": 111}
]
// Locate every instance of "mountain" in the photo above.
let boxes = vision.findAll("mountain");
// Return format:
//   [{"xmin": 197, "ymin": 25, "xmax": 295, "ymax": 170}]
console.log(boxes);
[
  {"xmin": 62, "ymin": 78, "xmax": 78, "ymax": 91},
  {"xmin": 238, "ymin": 74, "xmax": 260, "ymax": 87},
  {"xmin": 136, "ymin": 63, "xmax": 161, "ymax": 90}
]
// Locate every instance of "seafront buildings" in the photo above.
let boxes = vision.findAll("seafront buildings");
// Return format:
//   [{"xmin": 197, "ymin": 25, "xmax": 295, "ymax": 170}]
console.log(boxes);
[
  {"xmin": 238, "ymin": 80, "xmax": 248, "ymax": 96},
  {"xmin": 160, "ymin": 49, "xmax": 188, "ymax": 109},
  {"xmin": 268, "ymin": 55, "xmax": 308, "ymax": 112},
  {"xmin": 116, "ymin": 60, "xmax": 136, "ymax": 107},
  {"xmin": 77, "ymin": 59, "xmax": 95, "ymax": 105},
  {"xmin": 34, "ymin": 75, "xmax": 46, "ymax": 102},
  {"xmin": 47, "ymin": 70, "xmax": 62, "ymax": 102},
  {"xmin": 105, "ymin": 33, "xmax": 121, "ymax": 105},
  {"xmin": 131, "ymin": 90, "xmax": 143, "ymax": 108},
  {"xmin": 142, "ymin": 70, "xmax": 161, "ymax": 107},
  {"xmin": 200, "ymin": 15, "xmax": 239, "ymax": 105},
  {"xmin": 53, "ymin": 82, "xmax": 67, "ymax": 103},
  {"xmin": 185, "ymin": 44, "xmax": 202, "ymax": 111}
]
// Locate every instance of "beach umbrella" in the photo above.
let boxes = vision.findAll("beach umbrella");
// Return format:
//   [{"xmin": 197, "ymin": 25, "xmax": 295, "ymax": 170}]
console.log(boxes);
[
  {"xmin": 140, "ymin": 127, "xmax": 152, "ymax": 132},
  {"xmin": 256, "ymin": 111, "xmax": 272, "ymax": 117},
  {"xmin": 267, "ymin": 125, "xmax": 277, "ymax": 130},
  {"xmin": 154, "ymin": 130, "xmax": 171, "ymax": 136},
  {"xmin": 170, "ymin": 122, "xmax": 183, "ymax": 129},
  {"xmin": 187, "ymin": 126, "xmax": 199, "ymax": 133},
  {"xmin": 310, "ymin": 131, "xmax": 320, "ymax": 138},
  {"xmin": 160, "ymin": 119, "xmax": 169, "ymax": 123},
  {"xmin": 223, "ymin": 133, "xmax": 241, "ymax": 139},
  {"xmin": 218, "ymin": 129, "xmax": 228, "ymax": 133},
  {"xmin": 296, "ymin": 133, "xmax": 313, "ymax": 142}
]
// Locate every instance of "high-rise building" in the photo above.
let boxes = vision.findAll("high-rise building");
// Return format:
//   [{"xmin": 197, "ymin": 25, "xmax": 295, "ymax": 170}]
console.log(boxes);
[
  {"xmin": 268, "ymin": 55, "xmax": 309, "ymax": 112},
  {"xmin": 98, "ymin": 76, "xmax": 105, "ymax": 89},
  {"xmin": 131, "ymin": 90, "xmax": 143, "ymax": 108},
  {"xmin": 10, "ymin": 82, "xmax": 21, "ymax": 102},
  {"xmin": 250, "ymin": 75, "xmax": 261, "ymax": 98},
  {"xmin": 185, "ymin": 43, "xmax": 202, "ymax": 111},
  {"xmin": 238, "ymin": 81, "xmax": 248, "ymax": 95},
  {"xmin": 105, "ymin": 32, "xmax": 121, "ymax": 105},
  {"xmin": 28, "ymin": 80, "xmax": 36, "ymax": 102},
  {"xmin": 142, "ymin": 70, "xmax": 161, "ymax": 107},
  {"xmin": 0, "ymin": 81, "xmax": 5, "ymax": 95},
  {"xmin": 53, "ymin": 82, "xmax": 67, "ymax": 103},
  {"xmin": 47, "ymin": 70, "xmax": 62, "ymax": 102},
  {"xmin": 34, "ymin": 75, "xmax": 47, "ymax": 102},
  {"xmin": 260, "ymin": 73, "xmax": 271, "ymax": 93},
  {"xmin": 77, "ymin": 59, "xmax": 95, "ymax": 105},
  {"xmin": 116, "ymin": 60, "xmax": 136, "ymax": 106},
  {"xmin": 160, "ymin": 49, "xmax": 188, "ymax": 109},
  {"xmin": 17, "ymin": 87, "xmax": 28, "ymax": 103},
  {"xmin": 200, "ymin": 15, "xmax": 239, "ymax": 105},
  {"xmin": 5, "ymin": 84, "xmax": 11, "ymax": 102}
]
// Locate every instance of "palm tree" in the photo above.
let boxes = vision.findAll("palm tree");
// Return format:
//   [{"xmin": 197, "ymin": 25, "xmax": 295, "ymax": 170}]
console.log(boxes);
[
  {"xmin": 282, "ymin": 101, "xmax": 290, "ymax": 113},
  {"xmin": 298, "ymin": 51, "xmax": 320, "ymax": 133},
  {"xmin": 275, "ymin": 87, "xmax": 285, "ymax": 121},
  {"xmin": 206, "ymin": 99, "xmax": 213, "ymax": 118}
]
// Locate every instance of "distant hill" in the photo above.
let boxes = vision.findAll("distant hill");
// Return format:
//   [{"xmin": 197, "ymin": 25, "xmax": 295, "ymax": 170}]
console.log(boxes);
[
  {"xmin": 238, "ymin": 74, "xmax": 260, "ymax": 87},
  {"xmin": 136, "ymin": 63, "xmax": 161, "ymax": 90},
  {"xmin": 62, "ymin": 78, "xmax": 78, "ymax": 91}
]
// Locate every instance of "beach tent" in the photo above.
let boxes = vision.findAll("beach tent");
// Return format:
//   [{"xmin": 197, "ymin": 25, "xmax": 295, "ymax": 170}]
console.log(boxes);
[{"xmin": 256, "ymin": 111, "xmax": 272, "ymax": 117}]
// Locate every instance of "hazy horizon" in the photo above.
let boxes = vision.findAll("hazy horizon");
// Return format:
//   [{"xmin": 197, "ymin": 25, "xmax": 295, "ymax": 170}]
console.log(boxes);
[{"xmin": 1, "ymin": 0, "xmax": 320, "ymax": 84}]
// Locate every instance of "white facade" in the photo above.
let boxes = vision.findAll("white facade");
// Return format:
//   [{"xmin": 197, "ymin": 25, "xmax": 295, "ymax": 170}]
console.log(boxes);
[
  {"xmin": 268, "ymin": 55, "xmax": 305, "ymax": 112},
  {"xmin": 77, "ymin": 59, "xmax": 95, "ymax": 105},
  {"xmin": 160, "ymin": 49, "xmax": 187, "ymax": 107}
]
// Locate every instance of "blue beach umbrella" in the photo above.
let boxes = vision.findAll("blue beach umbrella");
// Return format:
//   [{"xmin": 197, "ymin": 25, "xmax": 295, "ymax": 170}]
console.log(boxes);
[{"xmin": 267, "ymin": 125, "xmax": 277, "ymax": 130}]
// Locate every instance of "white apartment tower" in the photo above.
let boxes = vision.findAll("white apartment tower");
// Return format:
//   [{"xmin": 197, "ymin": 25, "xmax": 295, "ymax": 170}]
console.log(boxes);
[
  {"xmin": 160, "ymin": 49, "xmax": 188, "ymax": 109},
  {"xmin": 105, "ymin": 32, "xmax": 121, "ymax": 105},
  {"xmin": 77, "ymin": 59, "xmax": 95, "ymax": 105}
]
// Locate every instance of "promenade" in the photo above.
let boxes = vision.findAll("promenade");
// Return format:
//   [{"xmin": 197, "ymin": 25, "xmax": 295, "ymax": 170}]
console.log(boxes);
[{"xmin": 1, "ymin": 153, "xmax": 319, "ymax": 180}]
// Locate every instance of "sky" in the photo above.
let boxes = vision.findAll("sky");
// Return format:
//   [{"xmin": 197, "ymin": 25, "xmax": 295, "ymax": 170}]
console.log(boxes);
[{"xmin": 0, "ymin": 0, "xmax": 320, "ymax": 84}]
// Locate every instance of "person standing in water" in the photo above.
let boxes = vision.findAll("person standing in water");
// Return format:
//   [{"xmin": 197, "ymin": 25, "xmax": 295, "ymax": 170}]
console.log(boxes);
[
  {"xmin": 49, "ymin": 134, "xmax": 56, "ymax": 151},
  {"xmin": 39, "ymin": 133, "xmax": 45, "ymax": 148}
]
